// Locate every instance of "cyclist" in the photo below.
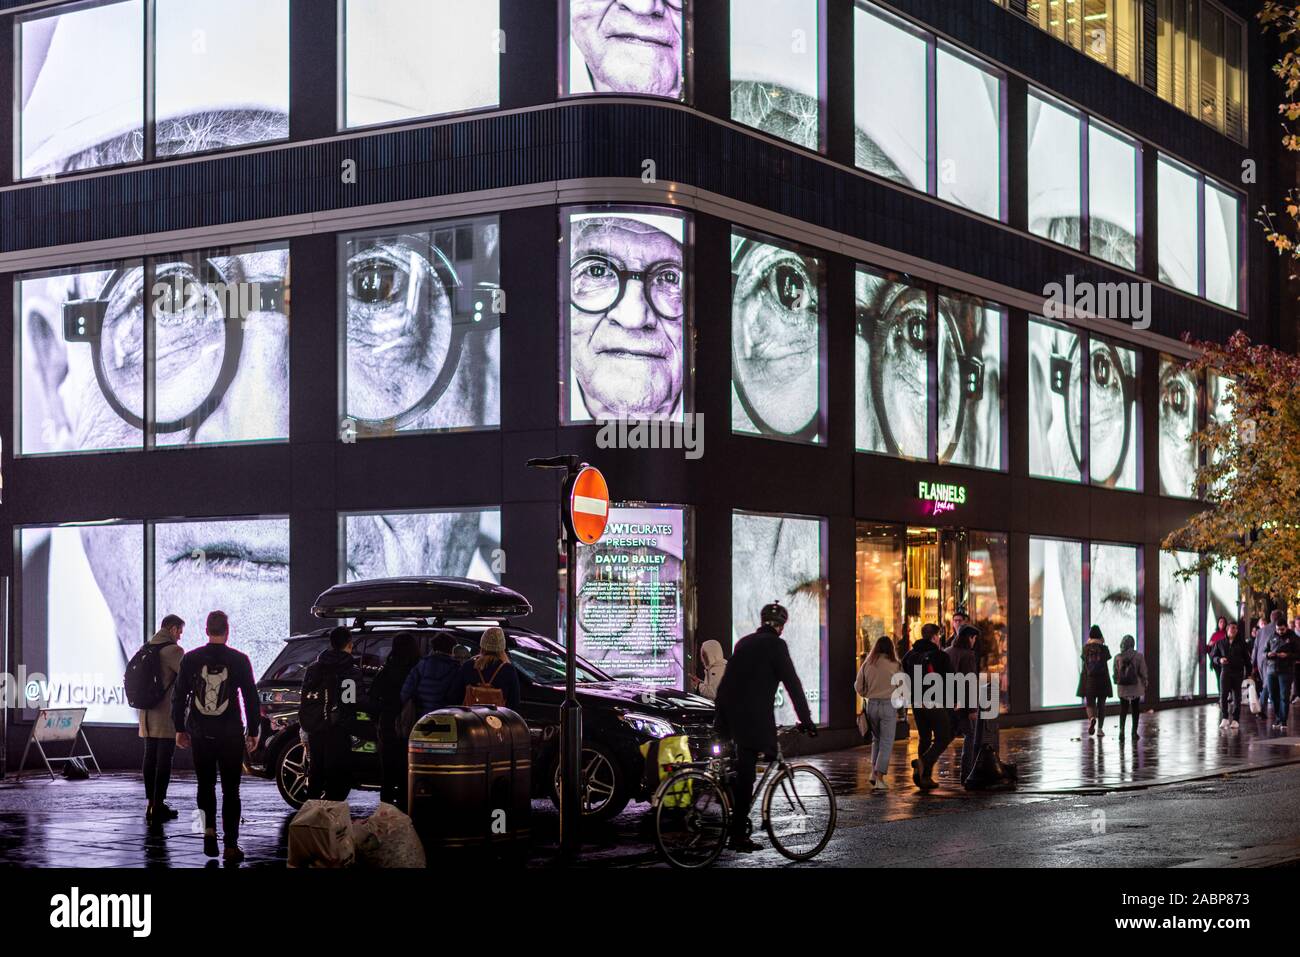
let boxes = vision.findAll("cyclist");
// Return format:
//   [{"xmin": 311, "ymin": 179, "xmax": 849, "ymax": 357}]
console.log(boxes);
[{"xmin": 714, "ymin": 601, "xmax": 817, "ymax": 852}]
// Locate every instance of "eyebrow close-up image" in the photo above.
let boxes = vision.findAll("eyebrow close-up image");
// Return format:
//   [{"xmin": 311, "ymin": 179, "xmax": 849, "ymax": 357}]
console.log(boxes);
[{"xmin": 1, "ymin": 0, "xmax": 1296, "ymax": 928}]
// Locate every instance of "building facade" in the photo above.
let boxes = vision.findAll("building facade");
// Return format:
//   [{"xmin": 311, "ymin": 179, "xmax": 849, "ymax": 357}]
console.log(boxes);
[{"xmin": 0, "ymin": 0, "xmax": 1287, "ymax": 765}]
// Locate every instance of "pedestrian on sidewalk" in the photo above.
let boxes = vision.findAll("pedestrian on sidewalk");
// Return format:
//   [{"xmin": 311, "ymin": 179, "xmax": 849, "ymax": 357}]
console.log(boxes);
[
  {"xmin": 1207, "ymin": 616, "xmax": 1228, "ymax": 688},
  {"xmin": 300, "ymin": 626, "xmax": 365, "ymax": 802},
  {"xmin": 1112, "ymin": 634, "xmax": 1147, "ymax": 741},
  {"xmin": 1078, "ymin": 625, "xmax": 1113, "ymax": 737},
  {"xmin": 1212, "ymin": 621, "xmax": 1249, "ymax": 731},
  {"xmin": 1253, "ymin": 610, "xmax": 1282, "ymax": 717},
  {"xmin": 946, "ymin": 626, "xmax": 979, "ymax": 782},
  {"xmin": 139, "ymin": 614, "xmax": 185, "ymax": 825},
  {"xmin": 1264, "ymin": 618, "xmax": 1298, "ymax": 732},
  {"xmin": 854, "ymin": 635, "xmax": 900, "ymax": 789},
  {"xmin": 171, "ymin": 610, "xmax": 259, "ymax": 863},
  {"xmin": 902, "ymin": 623, "xmax": 953, "ymax": 790},
  {"xmin": 368, "ymin": 631, "xmax": 419, "ymax": 809},
  {"xmin": 689, "ymin": 639, "xmax": 728, "ymax": 701}
]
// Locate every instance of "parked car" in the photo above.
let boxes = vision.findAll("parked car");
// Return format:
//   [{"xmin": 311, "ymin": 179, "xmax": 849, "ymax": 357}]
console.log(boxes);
[{"xmin": 247, "ymin": 577, "xmax": 715, "ymax": 820}]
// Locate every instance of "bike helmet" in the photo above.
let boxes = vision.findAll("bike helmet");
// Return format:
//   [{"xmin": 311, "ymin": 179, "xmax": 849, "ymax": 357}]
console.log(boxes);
[{"xmin": 761, "ymin": 601, "xmax": 789, "ymax": 627}]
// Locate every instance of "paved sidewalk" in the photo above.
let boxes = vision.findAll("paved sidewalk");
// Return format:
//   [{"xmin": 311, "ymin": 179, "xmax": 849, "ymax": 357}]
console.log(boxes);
[{"xmin": 0, "ymin": 703, "xmax": 1296, "ymax": 867}]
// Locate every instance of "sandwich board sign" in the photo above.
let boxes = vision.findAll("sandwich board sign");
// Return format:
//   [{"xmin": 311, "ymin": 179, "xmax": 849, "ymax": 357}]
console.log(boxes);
[{"xmin": 16, "ymin": 708, "xmax": 101, "ymax": 781}]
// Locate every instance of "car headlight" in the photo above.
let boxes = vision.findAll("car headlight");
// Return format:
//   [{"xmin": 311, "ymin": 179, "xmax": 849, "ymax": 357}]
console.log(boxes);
[{"xmin": 621, "ymin": 712, "xmax": 677, "ymax": 739}]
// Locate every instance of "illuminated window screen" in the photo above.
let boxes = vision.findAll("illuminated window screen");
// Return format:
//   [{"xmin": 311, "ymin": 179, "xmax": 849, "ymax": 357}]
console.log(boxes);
[
  {"xmin": 19, "ymin": 523, "xmax": 145, "ymax": 725},
  {"xmin": 935, "ymin": 45, "xmax": 1002, "ymax": 219},
  {"xmin": 565, "ymin": 0, "xmax": 686, "ymax": 99},
  {"xmin": 1029, "ymin": 536, "xmax": 1083, "ymax": 709},
  {"xmin": 1160, "ymin": 550, "xmax": 1201, "ymax": 699},
  {"xmin": 1090, "ymin": 542, "xmax": 1140, "ymax": 702},
  {"xmin": 341, "ymin": 509, "xmax": 502, "ymax": 584},
  {"xmin": 154, "ymin": 0, "xmax": 289, "ymax": 156},
  {"xmin": 1027, "ymin": 93, "xmax": 1082, "ymax": 249},
  {"xmin": 733, "ymin": 511, "xmax": 827, "ymax": 724},
  {"xmin": 730, "ymin": 0, "xmax": 821, "ymax": 149},
  {"xmin": 19, "ymin": 0, "xmax": 145, "ymax": 178},
  {"xmin": 1158, "ymin": 354, "xmax": 1199, "ymax": 498},
  {"xmin": 1028, "ymin": 320, "xmax": 1083, "ymax": 483},
  {"xmin": 853, "ymin": 2, "xmax": 927, "ymax": 189},
  {"xmin": 343, "ymin": 0, "xmax": 500, "ymax": 127}
]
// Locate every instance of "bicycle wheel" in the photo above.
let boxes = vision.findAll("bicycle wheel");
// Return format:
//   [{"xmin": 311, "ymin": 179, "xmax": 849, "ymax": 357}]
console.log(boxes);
[
  {"xmin": 762, "ymin": 764, "xmax": 836, "ymax": 861},
  {"xmin": 654, "ymin": 769, "xmax": 730, "ymax": 869}
]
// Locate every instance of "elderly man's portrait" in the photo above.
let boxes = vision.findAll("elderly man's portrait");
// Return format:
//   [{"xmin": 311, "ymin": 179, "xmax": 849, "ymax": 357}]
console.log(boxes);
[
  {"xmin": 19, "ymin": 0, "xmax": 288, "ymax": 177},
  {"xmin": 20, "ymin": 247, "xmax": 291, "ymax": 454},
  {"xmin": 730, "ymin": 0, "xmax": 821, "ymax": 150},
  {"xmin": 19, "ymin": 517, "xmax": 291, "ymax": 724},
  {"xmin": 565, "ymin": 209, "xmax": 688, "ymax": 422},
  {"xmin": 343, "ymin": 217, "xmax": 501, "ymax": 435},
  {"xmin": 343, "ymin": 509, "xmax": 502, "ymax": 584},
  {"xmin": 732, "ymin": 231, "xmax": 824, "ymax": 442},
  {"xmin": 343, "ymin": 0, "xmax": 500, "ymax": 127},
  {"xmin": 567, "ymin": 0, "xmax": 686, "ymax": 98},
  {"xmin": 853, "ymin": 1, "xmax": 1001, "ymax": 220},
  {"xmin": 732, "ymin": 512, "xmax": 826, "ymax": 725}
]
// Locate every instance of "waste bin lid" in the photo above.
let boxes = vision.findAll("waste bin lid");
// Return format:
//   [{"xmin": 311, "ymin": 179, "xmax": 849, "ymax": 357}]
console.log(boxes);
[{"xmin": 312, "ymin": 577, "xmax": 532, "ymax": 622}]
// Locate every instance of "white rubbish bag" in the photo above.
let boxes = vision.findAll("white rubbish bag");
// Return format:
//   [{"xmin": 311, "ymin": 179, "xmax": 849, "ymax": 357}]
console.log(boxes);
[
  {"xmin": 351, "ymin": 803, "xmax": 426, "ymax": 869},
  {"xmin": 1243, "ymin": 677, "xmax": 1260, "ymax": 715},
  {"xmin": 287, "ymin": 800, "xmax": 355, "ymax": 868}
]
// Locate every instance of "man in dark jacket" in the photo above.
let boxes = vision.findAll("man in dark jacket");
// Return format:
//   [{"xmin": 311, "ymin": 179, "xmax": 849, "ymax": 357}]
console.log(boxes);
[
  {"xmin": 714, "ymin": 602, "xmax": 816, "ymax": 852},
  {"xmin": 369, "ymin": 632, "xmax": 420, "ymax": 809},
  {"xmin": 401, "ymin": 632, "xmax": 461, "ymax": 718},
  {"xmin": 301, "ymin": 627, "xmax": 365, "ymax": 802},
  {"xmin": 902, "ymin": 623, "xmax": 953, "ymax": 790},
  {"xmin": 1212, "ymin": 621, "xmax": 1250, "ymax": 729},
  {"xmin": 172, "ymin": 610, "xmax": 260, "ymax": 863},
  {"xmin": 1264, "ymin": 619, "xmax": 1299, "ymax": 731}
]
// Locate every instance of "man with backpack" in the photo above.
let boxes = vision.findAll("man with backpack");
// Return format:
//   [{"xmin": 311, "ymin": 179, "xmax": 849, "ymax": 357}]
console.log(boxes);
[
  {"xmin": 902, "ymin": 623, "xmax": 953, "ymax": 790},
  {"xmin": 171, "ymin": 610, "xmax": 260, "ymax": 863},
  {"xmin": 128, "ymin": 614, "xmax": 185, "ymax": 824},
  {"xmin": 299, "ymin": 627, "xmax": 365, "ymax": 802}
]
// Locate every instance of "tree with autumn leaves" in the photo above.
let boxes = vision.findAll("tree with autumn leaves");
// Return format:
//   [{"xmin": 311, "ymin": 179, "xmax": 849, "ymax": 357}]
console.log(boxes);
[{"xmin": 1161, "ymin": 6, "xmax": 1300, "ymax": 607}]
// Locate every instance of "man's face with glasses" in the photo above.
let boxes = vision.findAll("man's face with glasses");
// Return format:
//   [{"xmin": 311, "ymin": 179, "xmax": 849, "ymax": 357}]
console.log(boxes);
[
  {"xmin": 570, "ymin": 214, "xmax": 685, "ymax": 420},
  {"xmin": 21, "ymin": 248, "xmax": 290, "ymax": 453},
  {"xmin": 571, "ymin": 0, "xmax": 684, "ymax": 97}
]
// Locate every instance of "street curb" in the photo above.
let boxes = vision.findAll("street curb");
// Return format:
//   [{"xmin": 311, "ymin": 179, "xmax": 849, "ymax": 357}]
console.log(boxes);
[{"xmin": 1010, "ymin": 754, "xmax": 1300, "ymax": 796}]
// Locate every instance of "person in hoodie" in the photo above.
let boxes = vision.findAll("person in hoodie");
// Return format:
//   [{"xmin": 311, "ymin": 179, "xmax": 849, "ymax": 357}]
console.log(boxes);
[
  {"xmin": 368, "ymin": 632, "xmax": 420, "ymax": 809},
  {"xmin": 140, "ymin": 614, "xmax": 185, "ymax": 825},
  {"xmin": 301, "ymin": 627, "xmax": 365, "ymax": 802},
  {"xmin": 1111, "ymin": 634, "xmax": 1148, "ymax": 740},
  {"xmin": 1263, "ymin": 618, "xmax": 1299, "ymax": 732},
  {"xmin": 1078, "ymin": 625, "xmax": 1113, "ymax": 737},
  {"xmin": 1212, "ymin": 621, "xmax": 1249, "ymax": 732},
  {"xmin": 901, "ymin": 623, "xmax": 953, "ymax": 791},
  {"xmin": 689, "ymin": 640, "xmax": 728, "ymax": 701},
  {"xmin": 402, "ymin": 632, "xmax": 462, "ymax": 718}
]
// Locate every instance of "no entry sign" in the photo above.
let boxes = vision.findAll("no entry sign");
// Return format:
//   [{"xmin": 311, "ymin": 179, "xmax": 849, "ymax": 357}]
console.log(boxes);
[{"xmin": 567, "ymin": 465, "xmax": 610, "ymax": 545}]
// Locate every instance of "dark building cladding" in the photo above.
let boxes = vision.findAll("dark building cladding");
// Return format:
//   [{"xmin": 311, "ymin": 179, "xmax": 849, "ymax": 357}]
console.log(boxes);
[{"xmin": 0, "ymin": 0, "xmax": 1290, "ymax": 767}]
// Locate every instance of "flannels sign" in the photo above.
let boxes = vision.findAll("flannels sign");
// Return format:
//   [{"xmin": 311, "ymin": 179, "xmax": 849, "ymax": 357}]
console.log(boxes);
[{"xmin": 917, "ymin": 481, "xmax": 967, "ymax": 516}]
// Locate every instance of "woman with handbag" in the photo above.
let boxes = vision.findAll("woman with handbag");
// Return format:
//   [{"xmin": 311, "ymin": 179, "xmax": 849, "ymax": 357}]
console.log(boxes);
[{"xmin": 854, "ymin": 635, "xmax": 901, "ymax": 790}]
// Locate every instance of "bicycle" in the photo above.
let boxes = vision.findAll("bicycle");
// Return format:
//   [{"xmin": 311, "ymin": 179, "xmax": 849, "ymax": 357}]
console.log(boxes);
[{"xmin": 650, "ymin": 727, "xmax": 837, "ymax": 869}]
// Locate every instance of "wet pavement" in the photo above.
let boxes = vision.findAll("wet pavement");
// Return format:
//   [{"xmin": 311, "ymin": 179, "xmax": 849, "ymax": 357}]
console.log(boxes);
[{"xmin": 1, "ymin": 703, "xmax": 1297, "ymax": 868}]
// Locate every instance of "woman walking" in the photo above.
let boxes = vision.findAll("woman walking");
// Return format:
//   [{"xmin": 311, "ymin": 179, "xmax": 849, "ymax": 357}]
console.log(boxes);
[
  {"xmin": 854, "ymin": 635, "xmax": 901, "ymax": 790},
  {"xmin": 1078, "ymin": 625, "xmax": 1113, "ymax": 736},
  {"xmin": 1111, "ymin": 634, "xmax": 1148, "ymax": 741}
]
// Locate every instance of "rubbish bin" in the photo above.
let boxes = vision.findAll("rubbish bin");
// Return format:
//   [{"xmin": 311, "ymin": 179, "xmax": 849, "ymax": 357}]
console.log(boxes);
[{"xmin": 407, "ymin": 706, "xmax": 531, "ymax": 853}]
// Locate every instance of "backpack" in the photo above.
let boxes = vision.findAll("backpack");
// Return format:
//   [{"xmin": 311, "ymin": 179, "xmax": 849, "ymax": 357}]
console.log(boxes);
[
  {"xmin": 124, "ymin": 640, "xmax": 174, "ymax": 710},
  {"xmin": 300, "ymin": 662, "xmax": 350, "ymax": 734},
  {"xmin": 463, "ymin": 661, "xmax": 507, "ymax": 707},
  {"xmin": 1086, "ymin": 646, "xmax": 1109, "ymax": 678},
  {"xmin": 189, "ymin": 661, "xmax": 234, "ymax": 722},
  {"xmin": 1117, "ymin": 655, "xmax": 1137, "ymax": 685}
]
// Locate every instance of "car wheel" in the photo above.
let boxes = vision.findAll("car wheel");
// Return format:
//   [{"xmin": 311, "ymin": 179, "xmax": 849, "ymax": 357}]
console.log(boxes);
[
  {"xmin": 551, "ymin": 741, "xmax": 629, "ymax": 821},
  {"xmin": 274, "ymin": 738, "xmax": 310, "ymax": 810}
]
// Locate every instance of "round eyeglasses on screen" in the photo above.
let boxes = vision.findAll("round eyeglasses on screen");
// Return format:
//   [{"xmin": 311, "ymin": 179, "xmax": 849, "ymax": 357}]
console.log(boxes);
[
  {"xmin": 61, "ymin": 258, "xmax": 287, "ymax": 434},
  {"xmin": 1050, "ymin": 336, "xmax": 1137, "ymax": 488},
  {"xmin": 570, "ymin": 255, "xmax": 685, "ymax": 322}
]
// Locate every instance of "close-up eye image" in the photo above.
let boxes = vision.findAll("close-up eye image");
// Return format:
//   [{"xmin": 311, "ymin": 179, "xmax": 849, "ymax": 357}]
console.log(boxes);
[
  {"xmin": 1159, "ymin": 354, "xmax": 1200, "ymax": 498},
  {"xmin": 731, "ymin": 232, "xmax": 824, "ymax": 442},
  {"xmin": 855, "ymin": 269, "xmax": 929, "ymax": 458},
  {"xmin": 342, "ymin": 217, "xmax": 501, "ymax": 435},
  {"xmin": 730, "ymin": 0, "xmax": 821, "ymax": 150}
]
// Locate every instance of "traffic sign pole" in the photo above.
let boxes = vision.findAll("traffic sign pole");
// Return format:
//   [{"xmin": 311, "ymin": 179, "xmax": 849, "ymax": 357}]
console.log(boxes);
[{"xmin": 526, "ymin": 456, "xmax": 610, "ymax": 864}]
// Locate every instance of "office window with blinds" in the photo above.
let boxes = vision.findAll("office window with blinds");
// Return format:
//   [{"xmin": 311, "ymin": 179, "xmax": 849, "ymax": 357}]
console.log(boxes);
[
  {"xmin": 1156, "ymin": 0, "xmax": 1246, "ymax": 141},
  {"xmin": 994, "ymin": 0, "xmax": 1141, "ymax": 82}
]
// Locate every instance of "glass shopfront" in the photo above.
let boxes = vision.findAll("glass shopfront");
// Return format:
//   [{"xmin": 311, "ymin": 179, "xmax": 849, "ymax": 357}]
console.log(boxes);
[{"xmin": 855, "ymin": 522, "xmax": 1009, "ymax": 713}]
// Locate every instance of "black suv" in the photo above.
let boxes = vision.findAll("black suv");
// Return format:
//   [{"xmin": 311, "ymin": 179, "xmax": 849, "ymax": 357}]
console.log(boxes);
[{"xmin": 247, "ymin": 577, "xmax": 715, "ymax": 820}]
